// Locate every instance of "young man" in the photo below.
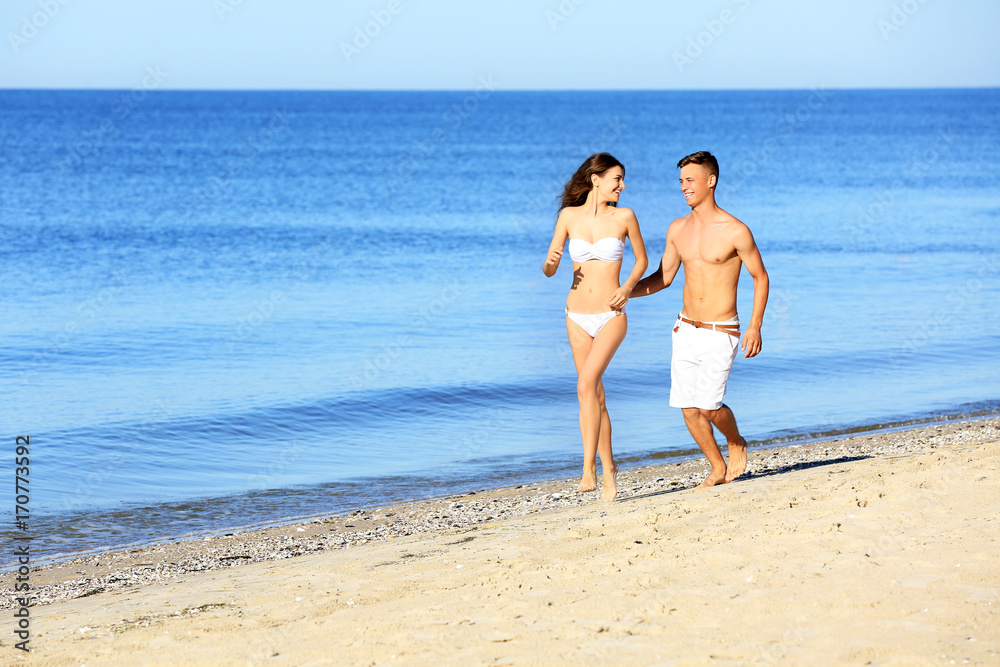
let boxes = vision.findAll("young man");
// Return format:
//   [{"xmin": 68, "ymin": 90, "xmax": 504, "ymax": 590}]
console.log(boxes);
[{"xmin": 631, "ymin": 151, "xmax": 769, "ymax": 487}]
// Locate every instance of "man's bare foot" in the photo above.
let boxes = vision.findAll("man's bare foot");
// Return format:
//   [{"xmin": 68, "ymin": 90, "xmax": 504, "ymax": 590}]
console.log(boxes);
[
  {"xmin": 578, "ymin": 470, "xmax": 597, "ymax": 493},
  {"xmin": 725, "ymin": 437, "xmax": 749, "ymax": 483},
  {"xmin": 696, "ymin": 469, "xmax": 728, "ymax": 489},
  {"xmin": 602, "ymin": 464, "xmax": 619, "ymax": 502}
]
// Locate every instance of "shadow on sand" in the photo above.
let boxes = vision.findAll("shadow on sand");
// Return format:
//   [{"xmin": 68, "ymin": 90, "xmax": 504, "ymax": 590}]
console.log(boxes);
[{"xmin": 621, "ymin": 453, "xmax": 872, "ymax": 503}]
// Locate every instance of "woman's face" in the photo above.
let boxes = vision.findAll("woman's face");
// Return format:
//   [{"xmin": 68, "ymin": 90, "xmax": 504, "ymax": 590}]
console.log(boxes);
[{"xmin": 593, "ymin": 166, "xmax": 625, "ymax": 203}]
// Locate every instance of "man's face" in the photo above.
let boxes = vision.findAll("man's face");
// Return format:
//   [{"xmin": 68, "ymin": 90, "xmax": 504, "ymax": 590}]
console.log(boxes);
[{"xmin": 679, "ymin": 163, "xmax": 716, "ymax": 208}]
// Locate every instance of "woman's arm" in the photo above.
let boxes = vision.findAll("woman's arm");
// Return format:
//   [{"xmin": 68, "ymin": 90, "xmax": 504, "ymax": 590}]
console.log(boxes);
[
  {"xmin": 608, "ymin": 209, "xmax": 648, "ymax": 309},
  {"xmin": 620, "ymin": 210, "xmax": 648, "ymax": 293},
  {"xmin": 542, "ymin": 211, "xmax": 569, "ymax": 277},
  {"xmin": 631, "ymin": 219, "xmax": 681, "ymax": 298}
]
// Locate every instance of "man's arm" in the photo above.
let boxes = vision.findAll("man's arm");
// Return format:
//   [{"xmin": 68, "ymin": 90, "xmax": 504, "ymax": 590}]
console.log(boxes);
[
  {"xmin": 734, "ymin": 224, "xmax": 769, "ymax": 358},
  {"xmin": 631, "ymin": 225, "xmax": 681, "ymax": 298}
]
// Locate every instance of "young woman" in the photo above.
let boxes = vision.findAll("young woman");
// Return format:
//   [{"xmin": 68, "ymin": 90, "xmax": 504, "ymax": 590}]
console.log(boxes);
[{"xmin": 543, "ymin": 153, "xmax": 647, "ymax": 502}]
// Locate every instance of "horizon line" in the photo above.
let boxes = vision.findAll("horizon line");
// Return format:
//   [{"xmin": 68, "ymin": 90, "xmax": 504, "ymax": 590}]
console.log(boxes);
[{"xmin": 2, "ymin": 85, "xmax": 998, "ymax": 93}]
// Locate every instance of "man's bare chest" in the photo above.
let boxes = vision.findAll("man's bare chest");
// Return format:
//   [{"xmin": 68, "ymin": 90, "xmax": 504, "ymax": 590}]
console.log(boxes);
[{"xmin": 676, "ymin": 234, "xmax": 737, "ymax": 265}]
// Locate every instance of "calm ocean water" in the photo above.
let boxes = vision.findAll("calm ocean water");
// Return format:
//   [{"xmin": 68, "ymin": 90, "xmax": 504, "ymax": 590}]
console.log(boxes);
[{"xmin": 2, "ymin": 88, "xmax": 999, "ymax": 564}]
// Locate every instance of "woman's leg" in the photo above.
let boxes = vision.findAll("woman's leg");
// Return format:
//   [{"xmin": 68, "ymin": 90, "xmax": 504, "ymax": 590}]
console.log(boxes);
[
  {"xmin": 567, "ymin": 320, "xmax": 598, "ymax": 491},
  {"xmin": 567, "ymin": 313, "xmax": 627, "ymax": 500},
  {"xmin": 595, "ymin": 379, "xmax": 612, "ymax": 485}
]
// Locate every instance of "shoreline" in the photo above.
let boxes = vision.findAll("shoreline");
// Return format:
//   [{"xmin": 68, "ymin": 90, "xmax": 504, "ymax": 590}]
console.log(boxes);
[
  {"xmin": 6, "ymin": 416, "xmax": 999, "ymax": 611},
  {"xmin": 12, "ymin": 408, "xmax": 1000, "ymax": 571}
]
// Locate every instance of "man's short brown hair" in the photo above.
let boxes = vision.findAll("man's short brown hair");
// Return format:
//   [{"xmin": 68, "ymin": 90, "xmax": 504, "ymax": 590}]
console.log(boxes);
[{"xmin": 677, "ymin": 151, "xmax": 719, "ymax": 182}]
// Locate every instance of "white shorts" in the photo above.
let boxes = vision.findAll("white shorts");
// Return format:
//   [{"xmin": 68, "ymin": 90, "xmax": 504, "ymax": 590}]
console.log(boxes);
[{"xmin": 669, "ymin": 313, "xmax": 740, "ymax": 410}]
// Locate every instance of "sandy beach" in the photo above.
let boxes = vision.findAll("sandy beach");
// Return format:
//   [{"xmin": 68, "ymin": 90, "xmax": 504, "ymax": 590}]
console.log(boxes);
[{"xmin": 6, "ymin": 418, "xmax": 1000, "ymax": 666}]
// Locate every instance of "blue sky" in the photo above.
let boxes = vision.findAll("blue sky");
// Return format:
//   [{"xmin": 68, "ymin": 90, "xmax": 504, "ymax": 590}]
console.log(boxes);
[{"xmin": 3, "ymin": 0, "xmax": 999, "ymax": 90}]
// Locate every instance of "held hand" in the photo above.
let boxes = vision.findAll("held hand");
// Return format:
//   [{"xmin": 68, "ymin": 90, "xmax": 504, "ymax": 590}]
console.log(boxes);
[
  {"xmin": 741, "ymin": 327, "xmax": 762, "ymax": 358},
  {"xmin": 608, "ymin": 286, "xmax": 630, "ymax": 311}
]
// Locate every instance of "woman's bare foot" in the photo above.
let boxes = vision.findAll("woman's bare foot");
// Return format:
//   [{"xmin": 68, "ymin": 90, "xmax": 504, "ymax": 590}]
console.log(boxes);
[
  {"xmin": 578, "ymin": 469, "xmax": 597, "ymax": 493},
  {"xmin": 725, "ymin": 437, "xmax": 749, "ymax": 482},
  {"xmin": 602, "ymin": 463, "xmax": 619, "ymax": 502}
]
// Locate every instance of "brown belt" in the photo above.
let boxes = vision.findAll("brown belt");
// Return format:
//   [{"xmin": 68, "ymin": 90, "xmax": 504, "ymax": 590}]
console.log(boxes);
[{"xmin": 675, "ymin": 314, "xmax": 741, "ymax": 337}]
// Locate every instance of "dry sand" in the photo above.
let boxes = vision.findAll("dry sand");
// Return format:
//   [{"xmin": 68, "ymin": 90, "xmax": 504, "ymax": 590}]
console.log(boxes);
[{"xmin": 7, "ymin": 421, "xmax": 1000, "ymax": 666}]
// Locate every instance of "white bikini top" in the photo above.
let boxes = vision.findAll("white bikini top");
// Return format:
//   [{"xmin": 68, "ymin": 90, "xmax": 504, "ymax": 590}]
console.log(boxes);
[{"xmin": 568, "ymin": 237, "xmax": 624, "ymax": 263}]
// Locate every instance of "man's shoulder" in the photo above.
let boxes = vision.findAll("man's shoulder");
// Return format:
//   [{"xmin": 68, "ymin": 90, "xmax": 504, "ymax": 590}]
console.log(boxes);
[
  {"xmin": 713, "ymin": 208, "xmax": 754, "ymax": 240},
  {"xmin": 666, "ymin": 213, "xmax": 692, "ymax": 231},
  {"xmin": 713, "ymin": 206, "xmax": 746, "ymax": 227}
]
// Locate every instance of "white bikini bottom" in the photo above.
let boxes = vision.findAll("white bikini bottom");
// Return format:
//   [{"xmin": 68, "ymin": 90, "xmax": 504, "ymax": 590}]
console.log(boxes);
[{"xmin": 565, "ymin": 308, "xmax": 622, "ymax": 337}]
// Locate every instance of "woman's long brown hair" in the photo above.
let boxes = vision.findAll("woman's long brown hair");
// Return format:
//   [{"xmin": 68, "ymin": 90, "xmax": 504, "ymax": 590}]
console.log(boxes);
[{"xmin": 557, "ymin": 152, "xmax": 625, "ymax": 210}]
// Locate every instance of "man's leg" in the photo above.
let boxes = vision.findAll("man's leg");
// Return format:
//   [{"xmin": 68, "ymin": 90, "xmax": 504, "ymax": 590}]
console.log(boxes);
[
  {"xmin": 672, "ymin": 319, "xmax": 744, "ymax": 487},
  {"xmin": 703, "ymin": 404, "xmax": 748, "ymax": 482},
  {"xmin": 681, "ymin": 407, "xmax": 727, "ymax": 488}
]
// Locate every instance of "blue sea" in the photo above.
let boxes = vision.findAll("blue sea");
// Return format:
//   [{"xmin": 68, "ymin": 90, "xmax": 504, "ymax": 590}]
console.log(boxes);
[{"xmin": 2, "ymin": 88, "xmax": 999, "ymax": 565}]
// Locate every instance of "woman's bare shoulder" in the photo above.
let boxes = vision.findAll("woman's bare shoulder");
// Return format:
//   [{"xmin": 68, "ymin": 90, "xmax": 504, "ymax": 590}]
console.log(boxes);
[
  {"xmin": 556, "ymin": 205, "xmax": 584, "ymax": 229},
  {"xmin": 612, "ymin": 206, "xmax": 637, "ymax": 219}
]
